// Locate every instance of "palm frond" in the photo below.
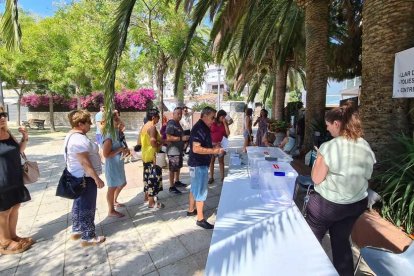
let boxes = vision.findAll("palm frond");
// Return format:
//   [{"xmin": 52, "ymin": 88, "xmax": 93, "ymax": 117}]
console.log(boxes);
[
  {"xmin": 1, "ymin": 0, "xmax": 22, "ymax": 51},
  {"xmin": 247, "ymin": 70, "xmax": 266, "ymax": 103},
  {"xmin": 103, "ymin": 0, "xmax": 137, "ymax": 136},
  {"xmin": 173, "ymin": 0, "xmax": 215, "ymax": 95}
]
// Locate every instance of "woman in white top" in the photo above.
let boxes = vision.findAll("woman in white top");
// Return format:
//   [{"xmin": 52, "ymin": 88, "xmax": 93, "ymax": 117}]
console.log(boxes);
[
  {"xmin": 307, "ymin": 101, "xmax": 376, "ymax": 275},
  {"xmin": 64, "ymin": 110, "xmax": 106, "ymax": 247}
]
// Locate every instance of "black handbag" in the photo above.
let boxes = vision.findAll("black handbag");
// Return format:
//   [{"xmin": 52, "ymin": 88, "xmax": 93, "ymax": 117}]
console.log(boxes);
[
  {"xmin": 56, "ymin": 169, "xmax": 86, "ymax": 199},
  {"xmin": 55, "ymin": 133, "xmax": 87, "ymax": 199}
]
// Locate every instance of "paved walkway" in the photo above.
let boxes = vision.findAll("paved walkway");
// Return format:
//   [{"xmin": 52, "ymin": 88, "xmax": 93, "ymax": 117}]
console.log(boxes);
[
  {"xmin": 0, "ymin": 127, "xmax": 372, "ymax": 275},
  {"xmin": 0, "ymin": 129, "xmax": 242, "ymax": 276}
]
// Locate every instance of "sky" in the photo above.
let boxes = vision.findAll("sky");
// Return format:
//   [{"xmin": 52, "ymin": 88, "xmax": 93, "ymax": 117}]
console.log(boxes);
[{"xmin": 0, "ymin": 0, "xmax": 71, "ymax": 17}]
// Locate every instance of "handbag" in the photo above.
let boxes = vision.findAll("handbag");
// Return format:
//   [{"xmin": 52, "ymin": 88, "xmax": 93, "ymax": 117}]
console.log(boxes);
[
  {"xmin": 21, "ymin": 152, "xmax": 40, "ymax": 184},
  {"xmin": 56, "ymin": 168, "xmax": 86, "ymax": 199},
  {"xmin": 55, "ymin": 133, "xmax": 87, "ymax": 199}
]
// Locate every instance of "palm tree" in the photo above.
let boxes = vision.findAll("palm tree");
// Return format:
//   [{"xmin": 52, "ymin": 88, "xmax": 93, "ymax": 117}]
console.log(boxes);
[
  {"xmin": 0, "ymin": 0, "xmax": 21, "ymax": 107},
  {"xmin": 1, "ymin": 0, "xmax": 21, "ymax": 51},
  {"xmin": 359, "ymin": 0, "xmax": 414, "ymax": 160},
  {"xmin": 295, "ymin": 0, "xmax": 330, "ymax": 148}
]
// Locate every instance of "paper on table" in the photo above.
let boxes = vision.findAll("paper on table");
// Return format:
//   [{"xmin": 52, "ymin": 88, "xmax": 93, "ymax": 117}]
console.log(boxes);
[{"xmin": 221, "ymin": 136, "xmax": 229, "ymax": 151}]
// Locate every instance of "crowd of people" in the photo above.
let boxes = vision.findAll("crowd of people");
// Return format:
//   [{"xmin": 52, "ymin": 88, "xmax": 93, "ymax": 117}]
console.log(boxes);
[{"xmin": 0, "ymin": 100, "xmax": 376, "ymax": 276}]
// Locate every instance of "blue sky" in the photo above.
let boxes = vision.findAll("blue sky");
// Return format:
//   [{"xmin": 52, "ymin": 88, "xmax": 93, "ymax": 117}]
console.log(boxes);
[{"xmin": 0, "ymin": 0, "xmax": 67, "ymax": 17}]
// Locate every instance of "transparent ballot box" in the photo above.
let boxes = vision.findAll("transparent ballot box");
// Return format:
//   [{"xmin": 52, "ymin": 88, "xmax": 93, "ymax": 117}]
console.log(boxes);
[
  {"xmin": 258, "ymin": 161, "xmax": 298, "ymax": 205},
  {"xmin": 247, "ymin": 153, "xmax": 265, "ymax": 189}
]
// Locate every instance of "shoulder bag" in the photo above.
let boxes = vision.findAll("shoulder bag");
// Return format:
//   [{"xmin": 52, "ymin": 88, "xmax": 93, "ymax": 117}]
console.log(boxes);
[
  {"xmin": 55, "ymin": 132, "xmax": 87, "ymax": 199},
  {"xmin": 21, "ymin": 152, "xmax": 40, "ymax": 184},
  {"xmin": 7, "ymin": 130, "xmax": 40, "ymax": 185}
]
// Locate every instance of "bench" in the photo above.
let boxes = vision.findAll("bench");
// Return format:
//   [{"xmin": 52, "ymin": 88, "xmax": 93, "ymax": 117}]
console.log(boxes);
[{"xmin": 22, "ymin": 119, "xmax": 45, "ymax": 130}]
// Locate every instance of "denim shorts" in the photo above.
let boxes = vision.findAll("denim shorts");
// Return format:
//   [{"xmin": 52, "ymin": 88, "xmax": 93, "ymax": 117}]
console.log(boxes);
[{"xmin": 189, "ymin": 166, "xmax": 209, "ymax": 201}]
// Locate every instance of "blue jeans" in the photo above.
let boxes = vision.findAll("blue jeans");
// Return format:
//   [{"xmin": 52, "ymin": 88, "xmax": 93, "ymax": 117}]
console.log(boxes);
[
  {"xmin": 72, "ymin": 177, "xmax": 97, "ymax": 240},
  {"xmin": 190, "ymin": 166, "xmax": 208, "ymax": 201}
]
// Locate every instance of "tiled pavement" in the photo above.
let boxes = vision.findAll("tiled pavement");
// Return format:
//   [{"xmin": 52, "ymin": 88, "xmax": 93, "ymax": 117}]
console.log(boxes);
[
  {"xmin": 0, "ymin": 129, "xmax": 233, "ymax": 276},
  {"xmin": 0, "ymin": 128, "xmax": 373, "ymax": 275}
]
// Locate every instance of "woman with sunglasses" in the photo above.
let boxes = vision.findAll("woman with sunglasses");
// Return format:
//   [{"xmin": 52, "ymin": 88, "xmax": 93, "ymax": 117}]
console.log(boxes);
[
  {"xmin": 65, "ymin": 110, "xmax": 106, "ymax": 246},
  {"xmin": 0, "ymin": 107, "xmax": 33, "ymax": 254}
]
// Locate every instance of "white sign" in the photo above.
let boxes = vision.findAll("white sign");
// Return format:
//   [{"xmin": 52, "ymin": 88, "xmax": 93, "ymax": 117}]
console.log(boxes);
[{"xmin": 393, "ymin": 47, "xmax": 414, "ymax": 98}]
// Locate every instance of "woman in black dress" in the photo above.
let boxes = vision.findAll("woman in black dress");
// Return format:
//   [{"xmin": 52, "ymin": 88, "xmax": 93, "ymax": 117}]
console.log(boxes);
[{"xmin": 0, "ymin": 106, "xmax": 33, "ymax": 254}]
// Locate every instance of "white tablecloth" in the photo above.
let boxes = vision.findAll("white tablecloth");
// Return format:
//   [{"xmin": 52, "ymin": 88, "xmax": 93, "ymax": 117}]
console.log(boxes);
[{"xmin": 205, "ymin": 167, "xmax": 338, "ymax": 276}]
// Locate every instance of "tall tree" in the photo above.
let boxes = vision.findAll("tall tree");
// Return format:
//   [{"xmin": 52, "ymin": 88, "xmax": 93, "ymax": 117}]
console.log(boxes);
[
  {"xmin": 296, "ymin": 0, "xmax": 330, "ymax": 148},
  {"xmin": 0, "ymin": 12, "xmax": 37, "ymax": 125},
  {"xmin": 360, "ymin": 0, "xmax": 414, "ymax": 160},
  {"xmin": 103, "ymin": 0, "xmax": 210, "ymax": 130},
  {"xmin": 0, "ymin": 0, "xmax": 22, "ymax": 107}
]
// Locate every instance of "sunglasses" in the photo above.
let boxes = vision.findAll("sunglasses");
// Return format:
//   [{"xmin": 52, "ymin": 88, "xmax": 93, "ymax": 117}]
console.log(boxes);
[{"xmin": 0, "ymin": 112, "xmax": 8, "ymax": 119}]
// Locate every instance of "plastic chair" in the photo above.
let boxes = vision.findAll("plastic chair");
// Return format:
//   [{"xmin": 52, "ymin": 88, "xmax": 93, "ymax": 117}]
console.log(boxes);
[
  {"xmin": 294, "ymin": 149, "xmax": 317, "ymax": 216},
  {"xmin": 361, "ymin": 242, "xmax": 414, "ymax": 276}
]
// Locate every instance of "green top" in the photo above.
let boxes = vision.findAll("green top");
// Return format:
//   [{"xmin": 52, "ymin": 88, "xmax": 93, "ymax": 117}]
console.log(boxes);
[{"xmin": 314, "ymin": 136, "xmax": 376, "ymax": 204}]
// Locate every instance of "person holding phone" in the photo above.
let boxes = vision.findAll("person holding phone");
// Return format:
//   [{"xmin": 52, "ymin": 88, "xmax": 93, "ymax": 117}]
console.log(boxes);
[
  {"xmin": 208, "ymin": 110, "xmax": 230, "ymax": 184},
  {"xmin": 0, "ymin": 107, "xmax": 33, "ymax": 254},
  {"xmin": 306, "ymin": 101, "xmax": 376, "ymax": 275}
]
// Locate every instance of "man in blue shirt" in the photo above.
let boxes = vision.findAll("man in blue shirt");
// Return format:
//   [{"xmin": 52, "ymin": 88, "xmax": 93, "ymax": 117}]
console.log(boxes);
[{"xmin": 187, "ymin": 106, "xmax": 225, "ymax": 229}]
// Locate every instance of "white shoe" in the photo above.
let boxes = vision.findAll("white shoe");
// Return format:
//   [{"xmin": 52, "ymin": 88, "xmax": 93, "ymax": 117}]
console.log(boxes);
[{"xmin": 81, "ymin": 236, "xmax": 106, "ymax": 247}]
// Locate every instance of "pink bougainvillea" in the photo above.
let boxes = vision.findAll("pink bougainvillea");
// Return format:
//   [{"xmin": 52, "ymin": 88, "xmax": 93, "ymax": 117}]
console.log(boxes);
[{"xmin": 21, "ymin": 88, "xmax": 155, "ymax": 111}]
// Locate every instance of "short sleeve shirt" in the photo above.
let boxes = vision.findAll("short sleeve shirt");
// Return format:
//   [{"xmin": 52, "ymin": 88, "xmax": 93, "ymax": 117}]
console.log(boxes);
[
  {"xmin": 180, "ymin": 114, "xmax": 192, "ymax": 131},
  {"xmin": 210, "ymin": 122, "xmax": 227, "ymax": 144},
  {"xmin": 166, "ymin": 119, "xmax": 184, "ymax": 155},
  {"xmin": 314, "ymin": 136, "xmax": 376, "ymax": 204},
  {"xmin": 63, "ymin": 132, "xmax": 102, "ymax": 178},
  {"xmin": 188, "ymin": 119, "xmax": 212, "ymax": 167},
  {"xmin": 95, "ymin": 112, "xmax": 103, "ymax": 134}
]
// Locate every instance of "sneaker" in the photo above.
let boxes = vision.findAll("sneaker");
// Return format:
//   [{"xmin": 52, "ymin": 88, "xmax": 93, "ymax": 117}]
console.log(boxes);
[
  {"xmin": 81, "ymin": 236, "xmax": 106, "ymax": 247},
  {"xmin": 196, "ymin": 219, "xmax": 214, "ymax": 229},
  {"xmin": 174, "ymin": 181, "xmax": 187, "ymax": 187},
  {"xmin": 169, "ymin": 186, "xmax": 182, "ymax": 194},
  {"xmin": 186, "ymin": 209, "xmax": 197, "ymax": 216}
]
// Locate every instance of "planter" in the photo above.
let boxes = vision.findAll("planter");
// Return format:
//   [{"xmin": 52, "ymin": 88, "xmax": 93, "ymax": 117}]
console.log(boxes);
[{"xmin": 351, "ymin": 210, "xmax": 412, "ymax": 253}]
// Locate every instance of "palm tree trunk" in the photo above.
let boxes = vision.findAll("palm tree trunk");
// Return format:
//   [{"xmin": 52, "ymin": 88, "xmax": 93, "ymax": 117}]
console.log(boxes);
[
  {"xmin": 49, "ymin": 92, "xmax": 56, "ymax": 132},
  {"xmin": 273, "ymin": 64, "xmax": 289, "ymax": 120},
  {"xmin": 303, "ymin": 0, "xmax": 329, "ymax": 150},
  {"xmin": 360, "ymin": 0, "xmax": 414, "ymax": 160}
]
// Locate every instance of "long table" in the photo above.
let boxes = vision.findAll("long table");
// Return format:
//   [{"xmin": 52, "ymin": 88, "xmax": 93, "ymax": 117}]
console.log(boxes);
[{"xmin": 205, "ymin": 165, "xmax": 338, "ymax": 276}]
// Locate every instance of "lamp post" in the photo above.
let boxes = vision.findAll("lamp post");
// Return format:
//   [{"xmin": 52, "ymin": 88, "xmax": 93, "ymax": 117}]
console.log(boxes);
[{"xmin": 217, "ymin": 67, "xmax": 222, "ymax": 110}]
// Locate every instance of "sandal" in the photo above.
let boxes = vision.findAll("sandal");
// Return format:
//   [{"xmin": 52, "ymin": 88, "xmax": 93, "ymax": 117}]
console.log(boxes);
[
  {"xmin": 70, "ymin": 232, "xmax": 82, "ymax": 241},
  {"xmin": 0, "ymin": 240, "xmax": 31, "ymax": 255},
  {"xmin": 108, "ymin": 211, "xmax": 125, "ymax": 218},
  {"xmin": 148, "ymin": 202, "xmax": 165, "ymax": 209},
  {"xmin": 13, "ymin": 236, "xmax": 35, "ymax": 246},
  {"xmin": 114, "ymin": 202, "xmax": 125, "ymax": 208},
  {"xmin": 81, "ymin": 236, "xmax": 106, "ymax": 247}
]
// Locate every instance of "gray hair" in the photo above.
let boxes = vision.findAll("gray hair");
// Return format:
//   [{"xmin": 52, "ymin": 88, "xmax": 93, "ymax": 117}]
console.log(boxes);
[{"xmin": 200, "ymin": 106, "xmax": 216, "ymax": 118}]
